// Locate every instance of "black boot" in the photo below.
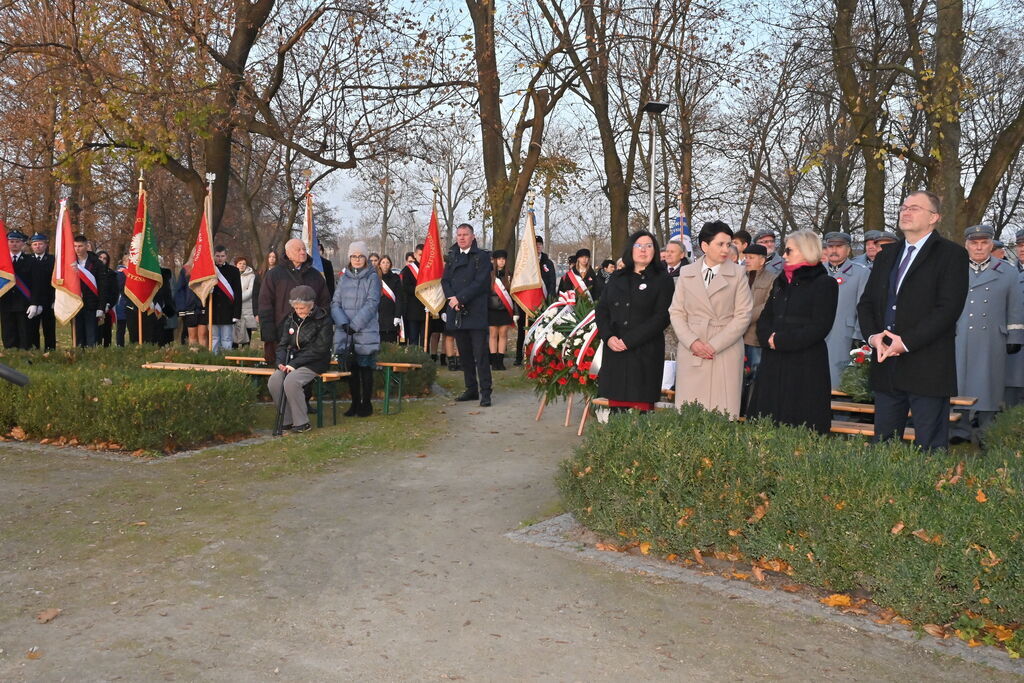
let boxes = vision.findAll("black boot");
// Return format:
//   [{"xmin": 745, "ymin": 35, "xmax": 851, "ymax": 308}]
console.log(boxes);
[
  {"xmin": 430, "ymin": 354, "xmax": 438, "ymax": 363},
  {"xmin": 344, "ymin": 370, "xmax": 361, "ymax": 417},
  {"xmin": 494, "ymin": 353, "xmax": 506, "ymax": 371},
  {"xmin": 454, "ymin": 356, "xmax": 462, "ymax": 371},
  {"xmin": 447, "ymin": 355, "xmax": 458, "ymax": 371},
  {"xmin": 439, "ymin": 353, "xmax": 447, "ymax": 366},
  {"xmin": 357, "ymin": 367, "xmax": 374, "ymax": 417}
]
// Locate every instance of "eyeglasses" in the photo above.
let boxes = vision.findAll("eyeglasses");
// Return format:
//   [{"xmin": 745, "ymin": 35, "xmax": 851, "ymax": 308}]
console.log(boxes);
[
  {"xmin": 899, "ymin": 204, "xmax": 936, "ymax": 214},
  {"xmin": 633, "ymin": 243, "xmax": 655, "ymax": 250},
  {"xmin": 784, "ymin": 247, "xmax": 793, "ymax": 255}
]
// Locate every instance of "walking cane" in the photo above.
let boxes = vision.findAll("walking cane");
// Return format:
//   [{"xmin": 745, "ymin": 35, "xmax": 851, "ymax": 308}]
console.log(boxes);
[{"xmin": 272, "ymin": 349, "xmax": 293, "ymax": 436}]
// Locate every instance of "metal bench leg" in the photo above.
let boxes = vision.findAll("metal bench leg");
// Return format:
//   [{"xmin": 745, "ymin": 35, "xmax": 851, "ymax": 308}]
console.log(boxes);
[
  {"xmin": 382, "ymin": 367, "xmax": 392, "ymax": 414},
  {"xmin": 331, "ymin": 380, "xmax": 337, "ymax": 425},
  {"xmin": 394, "ymin": 373, "xmax": 404, "ymax": 413},
  {"xmin": 315, "ymin": 377, "xmax": 324, "ymax": 428}
]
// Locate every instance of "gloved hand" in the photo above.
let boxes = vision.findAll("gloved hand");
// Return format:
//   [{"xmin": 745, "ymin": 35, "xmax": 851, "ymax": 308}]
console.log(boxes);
[
  {"xmin": 393, "ymin": 317, "xmax": 401, "ymax": 328},
  {"xmin": 26, "ymin": 305, "xmax": 41, "ymax": 319},
  {"xmin": 153, "ymin": 302, "xmax": 162, "ymax": 315},
  {"xmin": 343, "ymin": 324, "xmax": 355, "ymax": 336},
  {"xmin": 1008, "ymin": 344, "xmax": 1022, "ymax": 355},
  {"xmin": 104, "ymin": 304, "xmax": 111, "ymax": 312},
  {"xmin": 95, "ymin": 309, "xmax": 105, "ymax": 320},
  {"xmin": 232, "ymin": 318, "xmax": 239, "ymax": 323}
]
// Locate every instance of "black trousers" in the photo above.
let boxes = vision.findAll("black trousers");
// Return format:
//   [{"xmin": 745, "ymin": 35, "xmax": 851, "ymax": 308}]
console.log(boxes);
[
  {"xmin": 28, "ymin": 308, "xmax": 57, "ymax": 350},
  {"xmin": 405, "ymin": 318, "xmax": 424, "ymax": 347},
  {"xmin": 873, "ymin": 389, "xmax": 950, "ymax": 451},
  {"xmin": 1, "ymin": 310, "xmax": 32, "ymax": 349},
  {"xmin": 453, "ymin": 328, "xmax": 492, "ymax": 396}
]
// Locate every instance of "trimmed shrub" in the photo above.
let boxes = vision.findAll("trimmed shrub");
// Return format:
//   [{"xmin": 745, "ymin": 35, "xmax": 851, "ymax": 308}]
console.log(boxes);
[
  {"xmin": 559, "ymin": 405, "xmax": 1024, "ymax": 625},
  {"xmin": 0, "ymin": 345, "xmax": 256, "ymax": 452}
]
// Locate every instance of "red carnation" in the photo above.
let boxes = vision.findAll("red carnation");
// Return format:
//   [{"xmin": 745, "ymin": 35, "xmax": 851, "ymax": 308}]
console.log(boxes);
[{"xmin": 557, "ymin": 377, "xmax": 568, "ymax": 385}]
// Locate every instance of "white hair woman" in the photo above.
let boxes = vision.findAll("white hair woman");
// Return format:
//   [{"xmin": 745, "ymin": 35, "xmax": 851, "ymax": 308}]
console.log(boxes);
[{"xmin": 748, "ymin": 229, "xmax": 838, "ymax": 433}]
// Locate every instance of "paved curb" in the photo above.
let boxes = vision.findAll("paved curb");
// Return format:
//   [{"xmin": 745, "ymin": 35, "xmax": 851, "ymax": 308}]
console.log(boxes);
[{"xmin": 507, "ymin": 513, "xmax": 1024, "ymax": 676}]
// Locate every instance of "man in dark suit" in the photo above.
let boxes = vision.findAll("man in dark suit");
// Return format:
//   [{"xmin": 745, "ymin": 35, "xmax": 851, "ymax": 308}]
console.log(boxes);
[
  {"xmin": 856, "ymin": 190, "xmax": 969, "ymax": 450},
  {"xmin": 442, "ymin": 223, "xmax": 493, "ymax": 406},
  {"xmin": 27, "ymin": 232, "xmax": 57, "ymax": 349},
  {"xmin": 400, "ymin": 244, "xmax": 425, "ymax": 347},
  {"xmin": 0, "ymin": 229, "xmax": 34, "ymax": 349}
]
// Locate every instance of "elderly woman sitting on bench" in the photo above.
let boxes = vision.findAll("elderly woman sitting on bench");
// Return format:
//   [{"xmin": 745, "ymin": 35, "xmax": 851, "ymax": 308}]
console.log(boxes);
[{"xmin": 268, "ymin": 285, "xmax": 334, "ymax": 434}]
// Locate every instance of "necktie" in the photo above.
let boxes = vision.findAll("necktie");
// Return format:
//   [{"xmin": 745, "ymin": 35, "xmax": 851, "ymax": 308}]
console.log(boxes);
[
  {"xmin": 704, "ymin": 268, "xmax": 714, "ymax": 287},
  {"xmin": 895, "ymin": 246, "xmax": 916, "ymax": 291}
]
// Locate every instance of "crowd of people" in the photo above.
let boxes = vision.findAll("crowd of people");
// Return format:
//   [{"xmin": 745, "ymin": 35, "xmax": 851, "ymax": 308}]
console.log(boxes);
[
  {"xmin": 5, "ymin": 190, "xmax": 1022, "ymax": 445},
  {"xmin": 592, "ymin": 190, "xmax": 1024, "ymax": 450}
]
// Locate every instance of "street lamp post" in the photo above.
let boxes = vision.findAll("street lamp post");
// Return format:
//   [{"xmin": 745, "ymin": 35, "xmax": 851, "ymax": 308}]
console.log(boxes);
[{"xmin": 642, "ymin": 101, "xmax": 669, "ymax": 235}]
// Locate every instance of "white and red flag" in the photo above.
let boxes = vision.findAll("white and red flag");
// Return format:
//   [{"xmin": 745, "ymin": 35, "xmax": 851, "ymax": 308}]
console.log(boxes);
[
  {"xmin": 415, "ymin": 205, "xmax": 446, "ymax": 315},
  {"xmin": 188, "ymin": 188, "xmax": 217, "ymax": 303},
  {"xmin": 51, "ymin": 199, "xmax": 83, "ymax": 324},
  {"xmin": 510, "ymin": 207, "xmax": 545, "ymax": 316}
]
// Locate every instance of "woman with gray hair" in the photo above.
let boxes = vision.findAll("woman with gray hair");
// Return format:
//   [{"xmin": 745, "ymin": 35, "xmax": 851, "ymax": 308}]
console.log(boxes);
[
  {"xmin": 332, "ymin": 240, "xmax": 381, "ymax": 417},
  {"xmin": 268, "ymin": 285, "xmax": 334, "ymax": 434},
  {"xmin": 748, "ymin": 229, "xmax": 838, "ymax": 433}
]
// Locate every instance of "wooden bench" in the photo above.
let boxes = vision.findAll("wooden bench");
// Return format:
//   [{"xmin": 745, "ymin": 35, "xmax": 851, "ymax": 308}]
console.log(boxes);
[
  {"xmin": 141, "ymin": 362, "xmax": 349, "ymax": 428},
  {"xmin": 829, "ymin": 392, "xmax": 976, "ymax": 440},
  {"xmin": 226, "ymin": 356, "xmax": 423, "ymax": 416}
]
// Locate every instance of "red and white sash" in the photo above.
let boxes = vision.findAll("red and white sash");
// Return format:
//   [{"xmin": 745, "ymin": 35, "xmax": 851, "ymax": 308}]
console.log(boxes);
[
  {"xmin": 493, "ymin": 277, "xmax": 514, "ymax": 317},
  {"xmin": 381, "ymin": 280, "xmax": 396, "ymax": 302},
  {"xmin": 77, "ymin": 262, "xmax": 99, "ymax": 296},
  {"xmin": 567, "ymin": 269, "xmax": 590, "ymax": 299},
  {"xmin": 216, "ymin": 268, "xmax": 235, "ymax": 300},
  {"xmin": 407, "ymin": 262, "xmax": 419, "ymax": 278}
]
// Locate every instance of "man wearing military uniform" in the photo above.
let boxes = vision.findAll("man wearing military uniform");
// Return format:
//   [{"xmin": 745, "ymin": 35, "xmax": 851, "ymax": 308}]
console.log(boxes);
[
  {"xmin": 852, "ymin": 229, "xmax": 898, "ymax": 270},
  {"xmin": 951, "ymin": 224, "xmax": 1024, "ymax": 444},
  {"xmin": 0, "ymin": 229, "xmax": 36, "ymax": 349},
  {"xmin": 1002, "ymin": 228, "xmax": 1024, "ymax": 407},
  {"xmin": 28, "ymin": 232, "xmax": 56, "ymax": 350},
  {"xmin": 822, "ymin": 232, "xmax": 870, "ymax": 388},
  {"xmin": 753, "ymin": 229, "xmax": 783, "ymax": 273},
  {"xmin": 992, "ymin": 240, "xmax": 1008, "ymax": 262}
]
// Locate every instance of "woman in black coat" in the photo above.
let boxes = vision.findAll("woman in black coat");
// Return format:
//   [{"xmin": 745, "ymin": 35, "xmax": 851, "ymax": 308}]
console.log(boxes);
[
  {"xmin": 377, "ymin": 255, "xmax": 405, "ymax": 343},
  {"xmin": 595, "ymin": 230, "xmax": 674, "ymax": 410},
  {"xmin": 749, "ymin": 229, "xmax": 839, "ymax": 434}
]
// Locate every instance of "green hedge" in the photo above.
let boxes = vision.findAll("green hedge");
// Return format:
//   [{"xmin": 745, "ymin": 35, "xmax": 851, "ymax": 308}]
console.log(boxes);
[
  {"xmin": 559, "ymin": 404, "xmax": 1024, "ymax": 626},
  {"xmin": 0, "ymin": 345, "xmax": 255, "ymax": 452}
]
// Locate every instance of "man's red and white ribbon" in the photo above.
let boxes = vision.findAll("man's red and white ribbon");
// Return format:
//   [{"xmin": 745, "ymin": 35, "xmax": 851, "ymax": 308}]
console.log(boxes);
[
  {"xmin": 216, "ymin": 267, "xmax": 235, "ymax": 300},
  {"xmin": 77, "ymin": 263, "xmax": 99, "ymax": 296}
]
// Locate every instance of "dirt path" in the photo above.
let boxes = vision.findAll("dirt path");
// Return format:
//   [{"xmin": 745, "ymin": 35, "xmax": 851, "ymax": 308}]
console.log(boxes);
[{"xmin": 0, "ymin": 389, "xmax": 1017, "ymax": 681}]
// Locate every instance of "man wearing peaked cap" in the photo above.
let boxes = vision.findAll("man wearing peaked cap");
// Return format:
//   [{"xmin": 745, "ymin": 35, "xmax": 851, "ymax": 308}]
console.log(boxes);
[
  {"xmin": 753, "ymin": 229, "xmax": 783, "ymax": 273},
  {"xmin": 822, "ymin": 232, "xmax": 869, "ymax": 388},
  {"xmin": 1006, "ymin": 228, "xmax": 1024, "ymax": 406},
  {"xmin": 0, "ymin": 228, "xmax": 34, "ymax": 349},
  {"xmin": 28, "ymin": 232, "xmax": 56, "ymax": 349},
  {"xmin": 952, "ymin": 223, "xmax": 1024, "ymax": 444},
  {"xmin": 992, "ymin": 239, "xmax": 1007, "ymax": 262},
  {"xmin": 852, "ymin": 229, "xmax": 897, "ymax": 269}
]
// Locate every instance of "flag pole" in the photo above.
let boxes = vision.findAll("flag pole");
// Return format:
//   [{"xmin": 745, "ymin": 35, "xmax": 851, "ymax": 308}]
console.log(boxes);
[
  {"xmin": 526, "ymin": 189, "xmax": 537, "ymax": 325},
  {"xmin": 205, "ymin": 172, "xmax": 215, "ymax": 351},
  {"xmin": 138, "ymin": 169, "xmax": 145, "ymax": 346}
]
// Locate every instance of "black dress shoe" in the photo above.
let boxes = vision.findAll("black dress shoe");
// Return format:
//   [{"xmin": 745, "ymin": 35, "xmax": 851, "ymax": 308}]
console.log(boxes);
[
  {"xmin": 456, "ymin": 389, "xmax": 479, "ymax": 402},
  {"xmin": 949, "ymin": 436, "xmax": 970, "ymax": 446},
  {"xmin": 291, "ymin": 423, "xmax": 311, "ymax": 433},
  {"xmin": 480, "ymin": 394, "xmax": 492, "ymax": 407}
]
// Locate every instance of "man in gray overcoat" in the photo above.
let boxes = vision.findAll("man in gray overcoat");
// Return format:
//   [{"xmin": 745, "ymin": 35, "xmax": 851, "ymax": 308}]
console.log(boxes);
[
  {"xmin": 1005, "ymin": 229, "xmax": 1024, "ymax": 407},
  {"xmin": 822, "ymin": 232, "xmax": 869, "ymax": 388},
  {"xmin": 952, "ymin": 224, "xmax": 1024, "ymax": 444},
  {"xmin": 852, "ymin": 229, "xmax": 898, "ymax": 270}
]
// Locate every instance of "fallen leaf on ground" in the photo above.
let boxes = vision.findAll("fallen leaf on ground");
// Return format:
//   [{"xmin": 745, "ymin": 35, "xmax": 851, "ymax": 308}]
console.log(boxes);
[
  {"xmin": 416, "ymin": 453, "xmax": 427, "ymax": 458},
  {"xmin": 10, "ymin": 426, "xmax": 26, "ymax": 440},
  {"xmin": 841, "ymin": 606, "xmax": 869, "ymax": 615},
  {"xmin": 595, "ymin": 542, "xmax": 622, "ymax": 552},
  {"xmin": 35, "ymin": 608, "xmax": 61, "ymax": 623},
  {"xmin": 976, "ymin": 489, "xmax": 987, "ymax": 503},
  {"xmin": 692, "ymin": 549, "xmax": 704, "ymax": 565},
  {"xmin": 911, "ymin": 528, "xmax": 933, "ymax": 543},
  {"xmin": 820, "ymin": 593, "xmax": 853, "ymax": 608},
  {"xmin": 131, "ymin": 521, "xmax": 147, "ymax": 527},
  {"xmin": 923, "ymin": 623, "xmax": 947, "ymax": 638},
  {"xmin": 26, "ymin": 648, "xmax": 41, "ymax": 659},
  {"xmin": 781, "ymin": 584, "xmax": 802, "ymax": 593},
  {"xmin": 891, "ymin": 521, "xmax": 905, "ymax": 535},
  {"xmin": 731, "ymin": 572, "xmax": 750, "ymax": 580},
  {"xmin": 874, "ymin": 608, "xmax": 899, "ymax": 625},
  {"xmin": 638, "ymin": 542, "xmax": 651, "ymax": 555},
  {"xmin": 752, "ymin": 566, "xmax": 766, "ymax": 582}
]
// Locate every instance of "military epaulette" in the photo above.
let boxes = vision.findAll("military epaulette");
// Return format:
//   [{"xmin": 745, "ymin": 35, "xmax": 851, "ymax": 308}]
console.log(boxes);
[{"xmin": 993, "ymin": 260, "xmax": 1005, "ymax": 272}]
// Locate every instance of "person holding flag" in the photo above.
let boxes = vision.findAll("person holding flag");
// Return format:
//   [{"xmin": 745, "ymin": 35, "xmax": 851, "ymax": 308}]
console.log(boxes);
[
  {"xmin": 487, "ymin": 250, "xmax": 515, "ymax": 370},
  {"xmin": 400, "ymin": 243, "xmax": 426, "ymax": 347},
  {"xmin": 28, "ymin": 232, "xmax": 57, "ymax": 350},
  {"xmin": 71, "ymin": 234, "xmax": 111, "ymax": 347},
  {"xmin": 123, "ymin": 173, "xmax": 168, "ymax": 345},
  {"xmin": 0, "ymin": 227, "xmax": 35, "ymax": 349},
  {"xmin": 49, "ymin": 199, "xmax": 84, "ymax": 333},
  {"xmin": 209, "ymin": 246, "xmax": 243, "ymax": 353},
  {"xmin": 441, "ymin": 223, "xmax": 493, "ymax": 406}
]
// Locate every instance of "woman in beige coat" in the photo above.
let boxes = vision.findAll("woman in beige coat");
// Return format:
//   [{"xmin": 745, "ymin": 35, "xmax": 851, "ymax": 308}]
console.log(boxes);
[{"xmin": 670, "ymin": 221, "xmax": 753, "ymax": 418}]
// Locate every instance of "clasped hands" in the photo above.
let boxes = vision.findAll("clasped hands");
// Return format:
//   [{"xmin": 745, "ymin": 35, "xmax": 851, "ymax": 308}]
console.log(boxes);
[
  {"xmin": 278, "ymin": 364, "xmax": 296, "ymax": 373},
  {"xmin": 689, "ymin": 339, "xmax": 715, "ymax": 360},
  {"xmin": 868, "ymin": 332, "xmax": 907, "ymax": 362}
]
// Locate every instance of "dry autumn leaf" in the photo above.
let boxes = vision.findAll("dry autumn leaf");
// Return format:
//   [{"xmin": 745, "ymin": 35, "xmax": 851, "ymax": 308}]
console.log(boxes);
[
  {"xmin": 638, "ymin": 542, "xmax": 651, "ymax": 555},
  {"xmin": 820, "ymin": 593, "xmax": 853, "ymax": 608},
  {"xmin": 781, "ymin": 584, "xmax": 802, "ymax": 593},
  {"xmin": 992, "ymin": 625, "xmax": 1015, "ymax": 642},
  {"xmin": 731, "ymin": 572, "xmax": 750, "ymax": 580},
  {"xmin": 752, "ymin": 566, "xmax": 766, "ymax": 582},
  {"xmin": 923, "ymin": 623, "xmax": 947, "ymax": 638},
  {"xmin": 891, "ymin": 521, "xmax": 905, "ymax": 535},
  {"xmin": 131, "ymin": 521, "xmax": 148, "ymax": 527},
  {"xmin": 911, "ymin": 528, "xmax": 933, "ymax": 543},
  {"xmin": 595, "ymin": 542, "xmax": 622, "ymax": 552},
  {"xmin": 35, "ymin": 608, "xmax": 61, "ymax": 624},
  {"xmin": 980, "ymin": 549, "xmax": 1002, "ymax": 567},
  {"xmin": 692, "ymin": 548, "xmax": 704, "ymax": 565},
  {"xmin": 26, "ymin": 648, "xmax": 41, "ymax": 660},
  {"xmin": 665, "ymin": 553, "xmax": 678, "ymax": 562},
  {"xmin": 10, "ymin": 426, "xmax": 26, "ymax": 440},
  {"xmin": 976, "ymin": 489, "xmax": 987, "ymax": 503}
]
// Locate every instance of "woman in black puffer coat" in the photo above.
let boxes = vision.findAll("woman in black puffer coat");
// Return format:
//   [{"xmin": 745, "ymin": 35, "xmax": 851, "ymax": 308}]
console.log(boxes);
[{"xmin": 749, "ymin": 230, "xmax": 838, "ymax": 434}]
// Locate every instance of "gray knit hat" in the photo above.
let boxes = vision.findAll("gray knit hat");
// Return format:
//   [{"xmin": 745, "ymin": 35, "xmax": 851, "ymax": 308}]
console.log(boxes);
[{"xmin": 288, "ymin": 285, "xmax": 316, "ymax": 304}]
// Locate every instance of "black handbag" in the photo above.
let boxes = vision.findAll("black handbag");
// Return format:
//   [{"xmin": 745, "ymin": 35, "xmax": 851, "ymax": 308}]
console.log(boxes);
[{"xmin": 336, "ymin": 333, "xmax": 356, "ymax": 373}]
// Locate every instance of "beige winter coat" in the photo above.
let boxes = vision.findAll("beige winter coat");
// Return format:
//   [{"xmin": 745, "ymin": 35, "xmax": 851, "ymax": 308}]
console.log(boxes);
[{"xmin": 670, "ymin": 258, "xmax": 753, "ymax": 418}]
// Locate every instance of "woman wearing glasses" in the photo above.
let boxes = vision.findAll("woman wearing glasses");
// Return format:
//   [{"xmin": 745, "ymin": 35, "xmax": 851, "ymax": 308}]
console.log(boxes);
[
  {"xmin": 594, "ymin": 230, "xmax": 674, "ymax": 411},
  {"xmin": 748, "ymin": 229, "xmax": 838, "ymax": 433},
  {"xmin": 332, "ymin": 241, "xmax": 382, "ymax": 417},
  {"xmin": 670, "ymin": 220, "xmax": 753, "ymax": 418}
]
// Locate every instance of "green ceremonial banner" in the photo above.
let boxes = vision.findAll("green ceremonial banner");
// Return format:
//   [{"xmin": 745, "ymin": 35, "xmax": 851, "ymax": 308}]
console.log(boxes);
[{"xmin": 124, "ymin": 188, "xmax": 163, "ymax": 310}]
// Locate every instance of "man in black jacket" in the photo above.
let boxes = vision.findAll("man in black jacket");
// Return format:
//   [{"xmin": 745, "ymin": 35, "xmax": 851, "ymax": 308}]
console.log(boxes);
[
  {"xmin": 28, "ymin": 232, "xmax": 57, "ymax": 349},
  {"xmin": 71, "ymin": 234, "xmax": 111, "ymax": 347},
  {"xmin": 210, "ymin": 245, "xmax": 243, "ymax": 353},
  {"xmin": 442, "ymin": 224, "xmax": 493, "ymax": 406},
  {"xmin": 856, "ymin": 190, "xmax": 969, "ymax": 450},
  {"xmin": 0, "ymin": 229, "xmax": 34, "ymax": 349},
  {"xmin": 258, "ymin": 238, "xmax": 330, "ymax": 366}
]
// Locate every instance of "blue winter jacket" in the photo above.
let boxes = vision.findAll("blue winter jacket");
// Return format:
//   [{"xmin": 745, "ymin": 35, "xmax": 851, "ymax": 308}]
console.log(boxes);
[{"xmin": 332, "ymin": 265, "xmax": 381, "ymax": 355}]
